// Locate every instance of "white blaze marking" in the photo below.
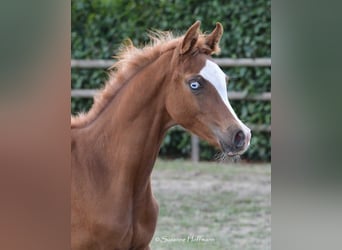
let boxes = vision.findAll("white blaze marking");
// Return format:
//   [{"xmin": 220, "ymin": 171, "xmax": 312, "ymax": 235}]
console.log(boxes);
[{"xmin": 199, "ymin": 60, "xmax": 250, "ymax": 133}]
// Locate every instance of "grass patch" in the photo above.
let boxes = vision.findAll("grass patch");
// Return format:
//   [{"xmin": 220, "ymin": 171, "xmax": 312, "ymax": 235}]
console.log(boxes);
[{"xmin": 150, "ymin": 159, "xmax": 271, "ymax": 250}]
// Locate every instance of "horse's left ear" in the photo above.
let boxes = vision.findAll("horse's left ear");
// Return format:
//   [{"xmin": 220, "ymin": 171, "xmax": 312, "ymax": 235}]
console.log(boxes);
[
  {"xmin": 205, "ymin": 22, "xmax": 223, "ymax": 54},
  {"xmin": 180, "ymin": 21, "xmax": 201, "ymax": 55}
]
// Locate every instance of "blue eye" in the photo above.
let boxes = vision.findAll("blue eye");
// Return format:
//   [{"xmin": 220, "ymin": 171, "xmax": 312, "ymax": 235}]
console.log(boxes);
[{"xmin": 190, "ymin": 81, "xmax": 200, "ymax": 90}]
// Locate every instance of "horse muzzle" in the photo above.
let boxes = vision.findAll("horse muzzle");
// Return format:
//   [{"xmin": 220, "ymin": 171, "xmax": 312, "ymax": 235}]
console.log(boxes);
[{"xmin": 218, "ymin": 127, "xmax": 251, "ymax": 156}]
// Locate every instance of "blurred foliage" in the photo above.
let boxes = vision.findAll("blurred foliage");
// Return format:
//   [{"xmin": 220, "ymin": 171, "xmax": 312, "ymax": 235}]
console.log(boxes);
[{"xmin": 71, "ymin": 0, "xmax": 271, "ymax": 161}]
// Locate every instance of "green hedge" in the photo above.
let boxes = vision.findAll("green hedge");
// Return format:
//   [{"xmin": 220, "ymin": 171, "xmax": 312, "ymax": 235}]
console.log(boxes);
[{"xmin": 71, "ymin": 0, "xmax": 271, "ymax": 161}]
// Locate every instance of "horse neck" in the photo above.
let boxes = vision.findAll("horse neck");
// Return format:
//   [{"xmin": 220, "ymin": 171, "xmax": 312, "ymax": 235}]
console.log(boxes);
[{"xmin": 80, "ymin": 50, "xmax": 175, "ymax": 194}]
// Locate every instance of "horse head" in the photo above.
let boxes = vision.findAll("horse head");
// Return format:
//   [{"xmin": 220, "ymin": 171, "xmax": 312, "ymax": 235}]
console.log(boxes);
[{"xmin": 166, "ymin": 21, "xmax": 251, "ymax": 156}]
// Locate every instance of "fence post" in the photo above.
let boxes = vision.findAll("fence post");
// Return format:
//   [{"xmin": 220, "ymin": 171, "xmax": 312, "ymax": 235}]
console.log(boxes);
[{"xmin": 191, "ymin": 134, "xmax": 199, "ymax": 163}]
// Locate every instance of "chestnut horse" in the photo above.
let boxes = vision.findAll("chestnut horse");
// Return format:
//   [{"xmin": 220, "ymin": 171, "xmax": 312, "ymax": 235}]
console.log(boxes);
[{"xmin": 71, "ymin": 21, "xmax": 251, "ymax": 250}]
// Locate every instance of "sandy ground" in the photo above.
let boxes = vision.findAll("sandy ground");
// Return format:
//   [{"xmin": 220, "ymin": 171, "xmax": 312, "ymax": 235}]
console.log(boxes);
[{"xmin": 150, "ymin": 161, "xmax": 271, "ymax": 250}]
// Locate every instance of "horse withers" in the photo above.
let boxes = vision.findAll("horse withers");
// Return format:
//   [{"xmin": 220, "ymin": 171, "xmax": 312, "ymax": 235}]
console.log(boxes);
[{"xmin": 71, "ymin": 21, "xmax": 251, "ymax": 250}]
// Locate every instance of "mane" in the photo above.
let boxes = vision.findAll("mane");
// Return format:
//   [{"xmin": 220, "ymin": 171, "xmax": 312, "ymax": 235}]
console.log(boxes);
[{"xmin": 71, "ymin": 29, "xmax": 216, "ymax": 129}]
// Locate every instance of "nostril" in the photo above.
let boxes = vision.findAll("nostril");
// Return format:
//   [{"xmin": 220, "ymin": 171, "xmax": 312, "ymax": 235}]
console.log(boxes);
[{"xmin": 233, "ymin": 130, "xmax": 245, "ymax": 148}]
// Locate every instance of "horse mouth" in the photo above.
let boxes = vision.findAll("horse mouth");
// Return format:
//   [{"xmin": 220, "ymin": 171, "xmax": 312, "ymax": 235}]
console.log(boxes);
[{"xmin": 219, "ymin": 140, "xmax": 246, "ymax": 156}]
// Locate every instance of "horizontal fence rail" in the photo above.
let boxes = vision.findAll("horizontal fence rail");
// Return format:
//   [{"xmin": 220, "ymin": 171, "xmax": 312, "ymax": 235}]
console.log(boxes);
[
  {"xmin": 71, "ymin": 58, "xmax": 271, "ymax": 68},
  {"xmin": 71, "ymin": 89, "xmax": 271, "ymax": 101},
  {"xmin": 171, "ymin": 124, "xmax": 270, "ymax": 133},
  {"xmin": 71, "ymin": 58, "xmax": 271, "ymax": 162}
]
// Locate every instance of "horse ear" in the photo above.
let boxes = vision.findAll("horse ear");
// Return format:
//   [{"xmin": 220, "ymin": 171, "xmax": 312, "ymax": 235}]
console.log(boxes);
[
  {"xmin": 205, "ymin": 22, "xmax": 223, "ymax": 53},
  {"xmin": 180, "ymin": 21, "xmax": 201, "ymax": 55}
]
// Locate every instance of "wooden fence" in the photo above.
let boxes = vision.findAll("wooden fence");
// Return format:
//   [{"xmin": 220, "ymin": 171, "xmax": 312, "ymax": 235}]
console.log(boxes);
[{"xmin": 71, "ymin": 58, "xmax": 271, "ymax": 162}]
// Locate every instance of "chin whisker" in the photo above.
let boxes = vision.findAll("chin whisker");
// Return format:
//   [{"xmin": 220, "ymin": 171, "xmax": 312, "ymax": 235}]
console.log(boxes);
[
  {"xmin": 214, "ymin": 151, "xmax": 241, "ymax": 163},
  {"xmin": 214, "ymin": 151, "xmax": 227, "ymax": 162}
]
